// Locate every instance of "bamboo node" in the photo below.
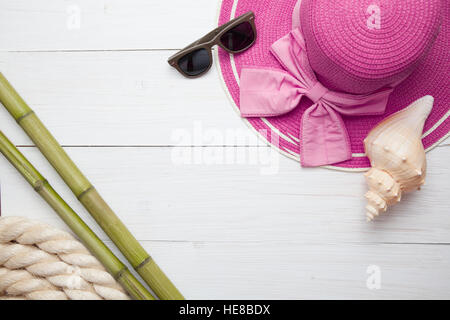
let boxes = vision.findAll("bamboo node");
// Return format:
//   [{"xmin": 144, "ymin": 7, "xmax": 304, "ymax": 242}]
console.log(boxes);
[
  {"xmin": 15, "ymin": 110, "xmax": 35, "ymax": 124},
  {"xmin": 33, "ymin": 179, "xmax": 48, "ymax": 192},
  {"xmin": 76, "ymin": 186, "xmax": 95, "ymax": 200},
  {"xmin": 135, "ymin": 256, "xmax": 153, "ymax": 271},
  {"xmin": 115, "ymin": 266, "xmax": 129, "ymax": 281}
]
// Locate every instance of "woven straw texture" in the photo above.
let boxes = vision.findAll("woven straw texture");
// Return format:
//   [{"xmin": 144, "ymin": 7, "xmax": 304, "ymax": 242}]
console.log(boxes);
[{"xmin": 217, "ymin": 0, "xmax": 449, "ymax": 170}]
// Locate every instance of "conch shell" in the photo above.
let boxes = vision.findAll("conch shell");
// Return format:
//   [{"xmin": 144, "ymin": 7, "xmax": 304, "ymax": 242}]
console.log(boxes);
[{"xmin": 363, "ymin": 96, "xmax": 434, "ymax": 221}]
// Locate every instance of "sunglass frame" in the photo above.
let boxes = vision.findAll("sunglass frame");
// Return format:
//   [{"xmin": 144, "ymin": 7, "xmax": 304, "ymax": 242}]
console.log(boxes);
[{"xmin": 168, "ymin": 11, "xmax": 256, "ymax": 78}]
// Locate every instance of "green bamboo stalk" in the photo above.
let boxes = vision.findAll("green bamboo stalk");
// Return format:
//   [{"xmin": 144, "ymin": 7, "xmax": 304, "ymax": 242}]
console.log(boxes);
[
  {"xmin": 0, "ymin": 72, "xmax": 184, "ymax": 300},
  {"xmin": 0, "ymin": 131, "xmax": 155, "ymax": 300}
]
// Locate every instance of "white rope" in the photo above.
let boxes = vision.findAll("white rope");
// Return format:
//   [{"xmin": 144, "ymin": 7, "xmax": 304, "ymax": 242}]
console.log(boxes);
[{"xmin": 0, "ymin": 217, "xmax": 130, "ymax": 300}]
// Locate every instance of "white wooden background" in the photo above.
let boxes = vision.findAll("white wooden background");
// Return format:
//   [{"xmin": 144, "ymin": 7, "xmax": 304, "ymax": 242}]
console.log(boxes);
[{"xmin": 0, "ymin": 0, "xmax": 449, "ymax": 299}]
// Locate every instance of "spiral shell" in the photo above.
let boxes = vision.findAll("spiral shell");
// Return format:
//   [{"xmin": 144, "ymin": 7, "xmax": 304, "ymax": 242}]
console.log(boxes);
[{"xmin": 363, "ymin": 96, "xmax": 434, "ymax": 221}]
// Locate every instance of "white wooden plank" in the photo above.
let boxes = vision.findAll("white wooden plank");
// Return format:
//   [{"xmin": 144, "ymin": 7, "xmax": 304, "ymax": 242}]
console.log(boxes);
[
  {"xmin": 139, "ymin": 241, "xmax": 450, "ymax": 299},
  {"xmin": 0, "ymin": 50, "xmax": 255, "ymax": 146},
  {"xmin": 1, "ymin": 146, "xmax": 449, "ymax": 244},
  {"xmin": 0, "ymin": 0, "xmax": 217, "ymax": 51}
]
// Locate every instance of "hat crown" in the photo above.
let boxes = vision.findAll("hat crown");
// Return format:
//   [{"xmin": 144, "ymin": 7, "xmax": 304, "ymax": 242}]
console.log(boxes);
[{"xmin": 300, "ymin": 0, "xmax": 442, "ymax": 94}]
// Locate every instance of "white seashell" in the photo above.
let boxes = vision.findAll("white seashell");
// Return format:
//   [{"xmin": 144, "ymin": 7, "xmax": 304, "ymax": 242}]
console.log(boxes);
[{"xmin": 363, "ymin": 96, "xmax": 433, "ymax": 221}]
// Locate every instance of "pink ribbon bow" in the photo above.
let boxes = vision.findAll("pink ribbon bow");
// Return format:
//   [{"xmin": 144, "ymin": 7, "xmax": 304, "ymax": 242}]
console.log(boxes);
[{"xmin": 239, "ymin": 28, "xmax": 394, "ymax": 167}]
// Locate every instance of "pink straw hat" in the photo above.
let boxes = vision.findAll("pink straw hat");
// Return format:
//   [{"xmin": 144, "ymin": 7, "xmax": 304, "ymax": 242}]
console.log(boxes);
[{"xmin": 216, "ymin": 0, "xmax": 449, "ymax": 170}]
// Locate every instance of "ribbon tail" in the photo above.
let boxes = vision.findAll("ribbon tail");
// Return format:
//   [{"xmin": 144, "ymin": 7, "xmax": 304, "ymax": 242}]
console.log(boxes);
[{"xmin": 300, "ymin": 103, "xmax": 352, "ymax": 167}]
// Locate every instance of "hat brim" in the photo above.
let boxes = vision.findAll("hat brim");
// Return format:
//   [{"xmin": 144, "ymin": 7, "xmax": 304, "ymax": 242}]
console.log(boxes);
[{"xmin": 216, "ymin": 0, "xmax": 449, "ymax": 170}]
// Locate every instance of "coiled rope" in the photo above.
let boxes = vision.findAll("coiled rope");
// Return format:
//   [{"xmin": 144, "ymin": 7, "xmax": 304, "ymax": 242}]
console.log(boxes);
[{"xmin": 0, "ymin": 216, "xmax": 130, "ymax": 300}]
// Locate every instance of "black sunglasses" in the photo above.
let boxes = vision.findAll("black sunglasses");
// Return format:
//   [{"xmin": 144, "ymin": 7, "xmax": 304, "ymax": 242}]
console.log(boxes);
[{"xmin": 168, "ymin": 12, "xmax": 256, "ymax": 78}]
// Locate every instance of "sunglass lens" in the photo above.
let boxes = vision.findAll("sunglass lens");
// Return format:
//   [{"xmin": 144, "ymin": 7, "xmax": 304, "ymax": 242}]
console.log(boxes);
[
  {"xmin": 178, "ymin": 48, "xmax": 211, "ymax": 76},
  {"xmin": 220, "ymin": 21, "xmax": 255, "ymax": 52}
]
